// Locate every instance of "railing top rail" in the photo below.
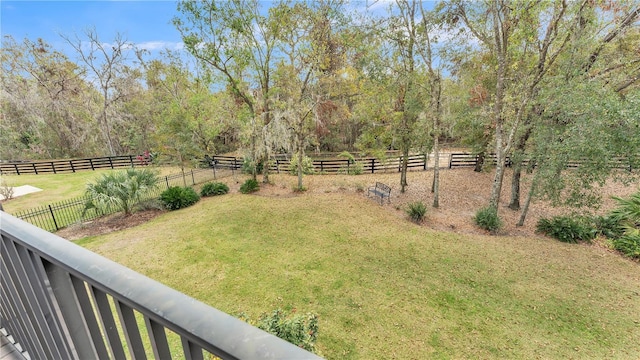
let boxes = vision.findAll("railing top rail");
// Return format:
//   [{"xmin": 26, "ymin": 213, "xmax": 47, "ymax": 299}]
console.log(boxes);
[{"xmin": 0, "ymin": 213, "xmax": 322, "ymax": 359}]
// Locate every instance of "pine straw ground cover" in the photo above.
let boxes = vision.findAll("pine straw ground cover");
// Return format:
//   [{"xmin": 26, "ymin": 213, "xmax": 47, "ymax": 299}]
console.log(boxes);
[{"xmin": 75, "ymin": 168, "xmax": 640, "ymax": 359}]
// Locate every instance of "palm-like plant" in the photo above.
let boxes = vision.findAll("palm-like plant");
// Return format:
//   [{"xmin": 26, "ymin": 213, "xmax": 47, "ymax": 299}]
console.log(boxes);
[
  {"xmin": 610, "ymin": 190, "xmax": 640, "ymax": 258},
  {"xmin": 611, "ymin": 191, "xmax": 640, "ymax": 227},
  {"xmin": 84, "ymin": 168, "xmax": 159, "ymax": 216}
]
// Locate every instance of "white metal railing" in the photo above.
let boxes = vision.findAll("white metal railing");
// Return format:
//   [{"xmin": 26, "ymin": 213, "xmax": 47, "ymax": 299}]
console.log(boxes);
[{"xmin": 0, "ymin": 212, "xmax": 322, "ymax": 360}]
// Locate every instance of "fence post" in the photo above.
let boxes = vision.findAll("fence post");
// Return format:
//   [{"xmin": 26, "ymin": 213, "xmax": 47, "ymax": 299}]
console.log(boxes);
[
  {"xmin": 33, "ymin": 163, "xmax": 38, "ymax": 175},
  {"xmin": 347, "ymin": 159, "xmax": 350, "ymax": 174},
  {"xmin": 424, "ymin": 154, "xmax": 427, "ymax": 170},
  {"xmin": 70, "ymin": 160, "xmax": 75, "ymax": 173},
  {"xmin": 165, "ymin": 176, "xmax": 169, "ymax": 189},
  {"xmin": 15, "ymin": 164, "xmax": 20, "ymax": 175},
  {"xmin": 48, "ymin": 205, "xmax": 59, "ymax": 231},
  {"xmin": 213, "ymin": 164, "xmax": 217, "ymax": 179},
  {"xmin": 371, "ymin": 158, "xmax": 375, "ymax": 174},
  {"xmin": 129, "ymin": 155, "xmax": 134, "ymax": 167},
  {"xmin": 191, "ymin": 170, "xmax": 195, "ymax": 185},
  {"xmin": 449, "ymin": 154, "xmax": 453, "ymax": 169},
  {"xmin": 320, "ymin": 160, "xmax": 324, "ymax": 173},
  {"xmin": 182, "ymin": 169, "xmax": 187, "ymax": 187},
  {"xmin": 108, "ymin": 157, "xmax": 114, "ymax": 169},
  {"xmin": 52, "ymin": 161, "xmax": 57, "ymax": 174},
  {"xmin": 90, "ymin": 158, "xmax": 95, "ymax": 170}
]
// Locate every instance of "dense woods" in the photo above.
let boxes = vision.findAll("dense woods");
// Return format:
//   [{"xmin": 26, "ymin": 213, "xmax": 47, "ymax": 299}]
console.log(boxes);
[{"xmin": 2, "ymin": 0, "xmax": 639, "ymax": 219}]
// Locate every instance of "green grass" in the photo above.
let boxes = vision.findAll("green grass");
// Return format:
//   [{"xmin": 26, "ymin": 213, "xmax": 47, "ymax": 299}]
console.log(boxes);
[{"xmin": 76, "ymin": 193, "xmax": 640, "ymax": 359}]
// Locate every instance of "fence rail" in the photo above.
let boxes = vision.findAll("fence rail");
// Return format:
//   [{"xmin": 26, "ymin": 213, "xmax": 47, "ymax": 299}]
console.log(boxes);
[
  {"xmin": 0, "ymin": 213, "xmax": 322, "ymax": 360},
  {"xmin": 0, "ymin": 155, "xmax": 150, "ymax": 175},
  {"xmin": 12, "ymin": 167, "xmax": 229, "ymax": 232},
  {"xmin": 447, "ymin": 153, "xmax": 637, "ymax": 170},
  {"xmin": 208, "ymin": 153, "xmax": 451, "ymax": 174}
]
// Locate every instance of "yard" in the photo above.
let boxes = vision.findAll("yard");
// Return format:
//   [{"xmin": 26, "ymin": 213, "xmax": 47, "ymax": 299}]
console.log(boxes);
[{"xmin": 65, "ymin": 169, "xmax": 640, "ymax": 359}]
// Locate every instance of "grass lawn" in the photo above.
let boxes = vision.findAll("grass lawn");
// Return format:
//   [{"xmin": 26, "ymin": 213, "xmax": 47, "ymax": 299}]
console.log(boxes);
[
  {"xmin": 77, "ymin": 191, "xmax": 640, "ymax": 359},
  {"xmin": 1, "ymin": 166, "xmax": 188, "ymax": 214}
]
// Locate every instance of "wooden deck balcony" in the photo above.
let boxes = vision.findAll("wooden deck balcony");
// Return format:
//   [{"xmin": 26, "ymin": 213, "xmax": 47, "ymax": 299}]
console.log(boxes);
[{"xmin": 0, "ymin": 212, "xmax": 321, "ymax": 360}]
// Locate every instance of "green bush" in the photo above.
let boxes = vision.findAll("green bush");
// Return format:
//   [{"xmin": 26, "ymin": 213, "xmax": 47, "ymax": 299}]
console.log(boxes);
[
  {"xmin": 608, "ymin": 190, "xmax": 640, "ymax": 258},
  {"xmin": 200, "ymin": 182, "xmax": 229, "ymax": 197},
  {"xmin": 406, "ymin": 201, "xmax": 427, "ymax": 223},
  {"xmin": 288, "ymin": 154, "xmax": 315, "ymax": 175},
  {"xmin": 536, "ymin": 216, "xmax": 596, "ymax": 243},
  {"xmin": 160, "ymin": 186, "xmax": 200, "ymax": 210},
  {"xmin": 612, "ymin": 229, "xmax": 640, "ymax": 259},
  {"xmin": 474, "ymin": 206, "xmax": 502, "ymax": 234},
  {"xmin": 240, "ymin": 179, "xmax": 260, "ymax": 194},
  {"xmin": 592, "ymin": 215, "xmax": 624, "ymax": 239},
  {"xmin": 242, "ymin": 309, "xmax": 319, "ymax": 354},
  {"xmin": 84, "ymin": 168, "xmax": 159, "ymax": 216}
]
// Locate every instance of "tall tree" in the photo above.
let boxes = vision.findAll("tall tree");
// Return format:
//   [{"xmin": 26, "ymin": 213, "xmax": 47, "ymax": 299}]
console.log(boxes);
[
  {"xmin": 62, "ymin": 29, "xmax": 135, "ymax": 156},
  {"xmin": 1, "ymin": 36, "xmax": 97, "ymax": 159},
  {"xmin": 449, "ymin": 0, "xmax": 578, "ymax": 212},
  {"xmin": 174, "ymin": 0, "xmax": 282, "ymax": 182}
]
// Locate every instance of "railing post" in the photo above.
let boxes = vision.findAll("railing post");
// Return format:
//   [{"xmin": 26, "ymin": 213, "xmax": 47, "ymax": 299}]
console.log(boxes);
[{"xmin": 48, "ymin": 205, "xmax": 59, "ymax": 231}]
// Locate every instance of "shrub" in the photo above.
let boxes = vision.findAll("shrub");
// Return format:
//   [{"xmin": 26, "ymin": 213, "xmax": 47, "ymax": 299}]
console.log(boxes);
[
  {"xmin": 474, "ymin": 206, "xmax": 502, "ymax": 234},
  {"xmin": 160, "ymin": 186, "xmax": 200, "ymax": 210},
  {"xmin": 288, "ymin": 154, "xmax": 315, "ymax": 175},
  {"xmin": 536, "ymin": 216, "xmax": 596, "ymax": 243},
  {"xmin": 406, "ymin": 201, "xmax": 427, "ymax": 223},
  {"xmin": 84, "ymin": 168, "xmax": 159, "ymax": 216},
  {"xmin": 592, "ymin": 215, "xmax": 624, "ymax": 239},
  {"xmin": 0, "ymin": 178, "xmax": 14, "ymax": 201},
  {"xmin": 240, "ymin": 309, "xmax": 319, "ymax": 354},
  {"xmin": 240, "ymin": 179, "xmax": 260, "ymax": 194},
  {"xmin": 200, "ymin": 182, "xmax": 229, "ymax": 197},
  {"xmin": 612, "ymin": 228, "xmax": 640, "ymax": 259},
  {"xmin": 608, "ymin": 190, "xmax": 640, "ymax": 258}
]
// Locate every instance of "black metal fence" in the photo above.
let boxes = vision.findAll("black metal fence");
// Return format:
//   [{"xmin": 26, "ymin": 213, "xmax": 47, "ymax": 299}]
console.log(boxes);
[
  {"xmin": 0, "ymin": 155, "xmax": 150, "ymax": 175},
  {"xmin": 12, "ymin": 167, "xmax": 230, "ymax": 232}
]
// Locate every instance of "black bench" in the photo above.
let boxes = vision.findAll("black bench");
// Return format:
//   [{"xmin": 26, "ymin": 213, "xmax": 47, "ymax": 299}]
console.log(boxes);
[{"xmin": 367, "ymin": 182, "xmax": 391, "ymax": 205}]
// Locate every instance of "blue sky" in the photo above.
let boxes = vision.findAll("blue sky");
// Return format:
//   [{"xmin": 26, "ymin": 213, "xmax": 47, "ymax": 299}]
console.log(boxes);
[{"xmin": 1, "ymin": 1, "xmax": 184, "ymax": 54}]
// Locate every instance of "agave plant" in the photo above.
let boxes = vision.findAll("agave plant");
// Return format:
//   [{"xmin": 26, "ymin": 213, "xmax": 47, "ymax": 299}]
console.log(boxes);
[{"xmin": 84, "ymin": 168, "xmax": 159, "ymax": 216}]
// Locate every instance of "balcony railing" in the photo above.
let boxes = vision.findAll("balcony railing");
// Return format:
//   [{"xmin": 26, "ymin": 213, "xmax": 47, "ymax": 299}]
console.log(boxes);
[{"xmin": 0, "ymin": 212, "xmax": 322, "ymax": 360}]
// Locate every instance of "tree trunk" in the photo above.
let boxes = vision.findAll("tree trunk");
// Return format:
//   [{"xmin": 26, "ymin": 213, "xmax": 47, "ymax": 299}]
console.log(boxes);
[
  {"xmin": 474, "ymin": 152, "xmax": 485, "ymax": 172},
  {"xmin": 508, "ymin": 167, "xmax": 522, "ymax": 210},
  {"xmin": 517, "ymin": 171, "xmax": 539, "ymax": 226},
  {"xmin": 488, "ymin": 0, "xmax": 508, "ymax": 210},
  {"xmin": 400, "ymin": 147, "xmax": 409, "ymax": 193},
  {"xmin": 432, "ymin": 137, "xmax": 440, "ymax": 208}
]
